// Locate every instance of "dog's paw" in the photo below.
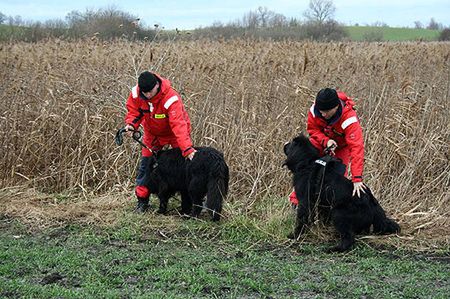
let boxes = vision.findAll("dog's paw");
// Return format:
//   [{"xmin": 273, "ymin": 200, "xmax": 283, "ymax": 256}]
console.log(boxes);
[
  {"xmin": 211, "ymin": 212, "xmax": 221, "ymax": 222},
  {"xmin": 327, "ymin": 244, "xmax": 352, "ymax": 253}
]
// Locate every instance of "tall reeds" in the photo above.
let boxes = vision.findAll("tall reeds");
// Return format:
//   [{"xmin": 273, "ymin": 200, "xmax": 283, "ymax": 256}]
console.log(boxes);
[{"xmin": 1, "ymin": 39, "xmax": 448, "ymax": 242}]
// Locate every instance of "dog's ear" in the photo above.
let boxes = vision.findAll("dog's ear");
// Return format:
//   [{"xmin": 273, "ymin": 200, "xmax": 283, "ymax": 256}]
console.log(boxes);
[
  {"xmin": 283, "ymin": 142, "xmax": 291, "ymax": 155},
  {"xmin": 148, "ymin": 155, "xmax": 158, "ymax": 170},
  {"xmin": 293, "ymin": 134, "xmax": 308, "ymax": 145}
]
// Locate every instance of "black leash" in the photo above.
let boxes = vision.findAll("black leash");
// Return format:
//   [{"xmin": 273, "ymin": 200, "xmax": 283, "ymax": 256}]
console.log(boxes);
[
  {"xmin": 312, "ymin": 147, "xmax": 339, "ymax": 209},
  {"xmin": 115, "ymin": 127, "xmax": 152, "ymax": 152}
]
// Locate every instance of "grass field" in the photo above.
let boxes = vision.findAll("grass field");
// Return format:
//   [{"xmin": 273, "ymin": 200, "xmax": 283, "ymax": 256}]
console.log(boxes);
[
  {"xmin": 1, "ymin": 211, "xmax": 449, "ymax": 298},
  {"xmin": 0, "ymin": 24, "xmax": 443, "ymax": 41},
  {"xmin": 345, "ymin": 26, "xmax": 440, "ymax": 41},
  {"xmin": 1, "ymin": 189, "xmax": 449, "ymax": 298}
]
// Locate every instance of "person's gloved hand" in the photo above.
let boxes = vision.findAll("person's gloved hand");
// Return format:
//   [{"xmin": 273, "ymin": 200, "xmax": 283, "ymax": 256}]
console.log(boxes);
[
  {"xmin": 352, "ymin": 181, "xmax": 367, "ymax": 198},
  {"xmin": 326, "ymin": 139, "xmax": 337, "ymax": 154},
  {"xmin": 124, "ymin": 124, "xmax": 135, "ymax": 137},
  {"xmin": 186, "ymin": 150, "xmax": 197, "ymax": 160}
]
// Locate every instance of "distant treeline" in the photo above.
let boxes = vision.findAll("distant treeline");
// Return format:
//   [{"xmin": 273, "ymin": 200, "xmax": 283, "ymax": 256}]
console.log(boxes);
[
  {"xmin": 0, "ymin": 6, "xmax": 449, "ymax": 42},
  {"xmin": 0, "ymin": 6, "xmax": 347, "ymax": 42},
  {"xmin": 0, "ymin": 7, "xmax": 157, "ymax": 42}
]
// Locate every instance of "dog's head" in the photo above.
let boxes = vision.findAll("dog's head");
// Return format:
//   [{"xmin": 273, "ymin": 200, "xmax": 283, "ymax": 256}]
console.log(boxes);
[{"xmin": 283, "ymin": 134, "xmax": 320, "ymax": 172}]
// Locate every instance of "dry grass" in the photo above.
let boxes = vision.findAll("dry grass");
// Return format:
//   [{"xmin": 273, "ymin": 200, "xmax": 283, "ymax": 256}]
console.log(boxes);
[
  {"xmin": 0, "ymin": 187, "xmax": 125, "ymax": 228},
  {"xmin": 0, "ymin": 39, "xmax": 449, "ymax": 250}
]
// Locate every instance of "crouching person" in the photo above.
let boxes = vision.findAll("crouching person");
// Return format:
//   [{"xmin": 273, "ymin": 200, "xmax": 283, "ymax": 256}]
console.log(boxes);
[
  {"xmin": 288, "ymin": 88, "xmax": 367, "ymax": 206},
  {"xmin": 123, "ymin": 71, "xmax": 196, "ymax": 212}
]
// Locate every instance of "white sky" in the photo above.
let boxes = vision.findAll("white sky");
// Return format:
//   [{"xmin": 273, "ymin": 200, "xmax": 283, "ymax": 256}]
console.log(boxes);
[{"xmin": 0, "ymin": 0, "xmax": 449, "ymax": 29}]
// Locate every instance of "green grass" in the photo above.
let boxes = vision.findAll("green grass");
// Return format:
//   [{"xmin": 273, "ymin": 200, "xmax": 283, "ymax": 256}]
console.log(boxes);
[
  {"xmin": 0, "ymin": 24, "xmax": 26, "ymax": 38},
  {"xmin": 0, "ymin": 214, "xmax": 449, "ymax": 298},
  {"xmin": 345, "ymin": 26, "xmax": 440, "ymax": 41},
  {"xmin": 1, "ymin": 23, "xmax": 442, "ymax": 42}
]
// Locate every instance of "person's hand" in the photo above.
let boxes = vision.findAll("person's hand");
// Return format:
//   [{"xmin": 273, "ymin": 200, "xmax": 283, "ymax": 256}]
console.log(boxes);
[
  {"xmin": 326, "ymin": 139, "xmax": 337, "ymax": 154},
  {"xmin": 186, "ymin": 150, "xmax": 196, "ymax": 160},
  {"xmin": 124, "ymin": 124, "xmax": 135, "ymax": 137},
  {"xmin": 352, "ymin": 182, "xmax": 367, "ymax": 198}
]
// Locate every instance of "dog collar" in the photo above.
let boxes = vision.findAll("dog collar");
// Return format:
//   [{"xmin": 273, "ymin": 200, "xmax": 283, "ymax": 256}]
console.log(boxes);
[{"xmin": 315, "ymin": 159, "xmax": 327, "ymax": 167}]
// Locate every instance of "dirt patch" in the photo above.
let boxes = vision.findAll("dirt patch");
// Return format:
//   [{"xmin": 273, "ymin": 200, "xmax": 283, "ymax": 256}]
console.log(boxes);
[{"xmin": 41, "ymin": 272, "xmax": 64, "ymax": 285}]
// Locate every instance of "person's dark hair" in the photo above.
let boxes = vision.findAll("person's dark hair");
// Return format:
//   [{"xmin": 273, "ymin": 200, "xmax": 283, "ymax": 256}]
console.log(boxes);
[
  {"xmin": 315, "ymin": 88, "xmax": 340, "ymax": 111},
  {"xmin": 138, "ymin": 71, "xmax": 157, "ymax": 92}
]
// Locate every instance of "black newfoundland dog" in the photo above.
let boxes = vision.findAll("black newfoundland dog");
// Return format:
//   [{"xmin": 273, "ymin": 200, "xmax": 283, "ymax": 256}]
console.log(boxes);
[
  {"xmin": 284, "ymin": 134, "xmax": 400, "ymax": 252},
  {"xmin": 144, "ymin": 147, "xmax": 229, "ymax": 221}
]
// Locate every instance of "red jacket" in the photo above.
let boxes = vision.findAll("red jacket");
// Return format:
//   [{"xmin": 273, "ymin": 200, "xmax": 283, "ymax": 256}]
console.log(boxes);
[
  {"xmin": 307, "ymin": 91, "xmax": 364, "ymax": 182},
  {"xmin": 125, "ymin": 73, "xmax": 194, "ymax": 157}
]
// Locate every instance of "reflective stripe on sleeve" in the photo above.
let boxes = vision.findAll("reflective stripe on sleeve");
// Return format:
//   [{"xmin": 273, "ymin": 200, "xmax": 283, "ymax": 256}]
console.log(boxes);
[
  {"xmin": 310, "ymin": 105, "xmax": 316, "ymax": 117},
  {"xmin": 132, "ymin": 85, "xmax": 138, "ymax": 98},
  {"xmin": 164, "ymin": 96, "xmax": 179, "ymax": 109},
  {"xmin": 341, "ymin": 116, "xmax": 358, "ymax": 129}
]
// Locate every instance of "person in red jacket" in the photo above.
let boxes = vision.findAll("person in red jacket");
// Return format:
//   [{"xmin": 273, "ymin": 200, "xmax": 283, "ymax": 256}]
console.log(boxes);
[
  {"xmin": 124, "ymin": 71, "xmax": 196, "ymax": 212},
  {"xmin": 288, "ymin": 88, "xmax": 367, "ymax": 206}
]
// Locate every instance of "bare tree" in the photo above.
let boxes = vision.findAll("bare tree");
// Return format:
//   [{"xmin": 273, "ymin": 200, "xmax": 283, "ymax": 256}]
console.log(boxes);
[
  {"xmin": 414, "ymin": 21, "xmax": 423, "ymax": 29},
  {"xmin": 65, "ymin": 7, "xmax": 154, "ymax": 40},
  {"xmin": 268, "ymin": 13, "xmax": 288, "ymax": 28},
  {"xmin": 0, "ymin": 11, "xmax": 6, "ymax": 24},
  {"xmin": 210, "ymin": 21, "xmax": 224, "ymax": 28},
  {"xmin": 240, "ymin": 7, "xmax": 288, "ymax": 29},
  {"xmin": 427, "ymin": 18, "xmax": 442, "ymax": 30},
  {"xmin": 242, "ymin": 10, "xmax": 260, "ymax": 28},
  {"xmin": 371, "ymin": 21, "xmax": 388, "ymax": 27},
  {"xmin": 439, "ymin": 28, "xmax": 450, "ymax": 41},
  {"xmin": 303, "ymin": 0, "xmax": 336, "ymax": 24},
  {"xmin": 257, "ymin": 6, "xmax": 275, "ymax": 28},
  {"xmin": 8, "ymin": 15, "xmax": 23, "ymax": 26}
]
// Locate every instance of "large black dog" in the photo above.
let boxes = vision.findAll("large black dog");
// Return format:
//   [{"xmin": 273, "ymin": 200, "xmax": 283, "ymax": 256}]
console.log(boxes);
[
  {"xmin": 284, "ymin": 134, "xmax": 400, "ymax": 252},
  {"xmin": 144, "ymin": 147, "xmax": 229, "ymax": 221}
]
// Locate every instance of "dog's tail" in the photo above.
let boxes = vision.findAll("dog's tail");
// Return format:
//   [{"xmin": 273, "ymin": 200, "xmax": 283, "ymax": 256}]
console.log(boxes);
[
  {"xmin": 375, "ymin": 217, "xmax": 401, "ymax": 235},
  {"xmin": 369, "ymin": 190, "xmax": 401, "ymax": 234},
  {"xmin": 206, "ymin": 157, "xmax": 229, "ymax": 221}
]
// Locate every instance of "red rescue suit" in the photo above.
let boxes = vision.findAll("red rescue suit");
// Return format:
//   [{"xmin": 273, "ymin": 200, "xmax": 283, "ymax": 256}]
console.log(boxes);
[
  {"xmin": 289, "ymin": 91, "xmax": 365, "ymax": 205},
  {"xmin": 125, "ymin": 73, "xmax": 194, "ymax": 157},
  {"xmin": 125, "ymin": 73, "xmax": 194, "ymax": 198}
]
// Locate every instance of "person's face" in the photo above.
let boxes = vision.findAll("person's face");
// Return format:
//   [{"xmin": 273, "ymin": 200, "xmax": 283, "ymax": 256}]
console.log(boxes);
[
  {"xmin": 318, "ymin": 105, "xmax": 339, "ymax": 119},
  {"xmin": 142, "ymin": 82, "xmax": 160, "ymax": 99}
]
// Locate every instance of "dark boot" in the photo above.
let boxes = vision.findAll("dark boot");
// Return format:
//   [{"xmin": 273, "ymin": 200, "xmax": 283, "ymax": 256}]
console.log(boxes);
[{"xmin": 135, "ymin": 197, "xmax": 149, "ymax": 213}]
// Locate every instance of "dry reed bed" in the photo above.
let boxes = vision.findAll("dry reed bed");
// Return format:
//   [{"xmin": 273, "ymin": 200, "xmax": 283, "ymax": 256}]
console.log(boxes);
[{"xmin": 0, "ymin": 39, "xmax": 449, "ymax": 248}]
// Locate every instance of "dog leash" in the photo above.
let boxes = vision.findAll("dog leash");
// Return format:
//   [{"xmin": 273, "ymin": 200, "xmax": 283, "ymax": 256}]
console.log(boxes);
[
  {"xmin": 115, "ymin": 127, "xmax": 153, "ymax": 154},
  {"xmin": 311, "ymin": 153, "xmax": 337, "ymax": 214}
]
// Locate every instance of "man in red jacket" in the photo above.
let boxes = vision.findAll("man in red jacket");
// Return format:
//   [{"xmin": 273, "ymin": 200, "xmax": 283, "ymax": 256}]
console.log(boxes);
[
  {"xmin": 288, "ymin": 88, "xmax": 367, "ymax": 206},
  {"xmin": 124, "ymin": 71, "xmax": 196, "ymax": 212}
]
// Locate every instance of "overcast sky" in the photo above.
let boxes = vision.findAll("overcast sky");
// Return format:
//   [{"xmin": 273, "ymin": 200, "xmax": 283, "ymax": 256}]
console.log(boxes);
[{"xmin": 1, "ymin": 0, "xmax": 449, "ymax": 29}]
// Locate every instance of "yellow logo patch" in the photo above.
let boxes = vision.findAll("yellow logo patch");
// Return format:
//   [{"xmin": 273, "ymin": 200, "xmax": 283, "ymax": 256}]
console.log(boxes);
[{"xmin": 154, "ymin": 114, "xmax": 167, "ymax": 119}]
